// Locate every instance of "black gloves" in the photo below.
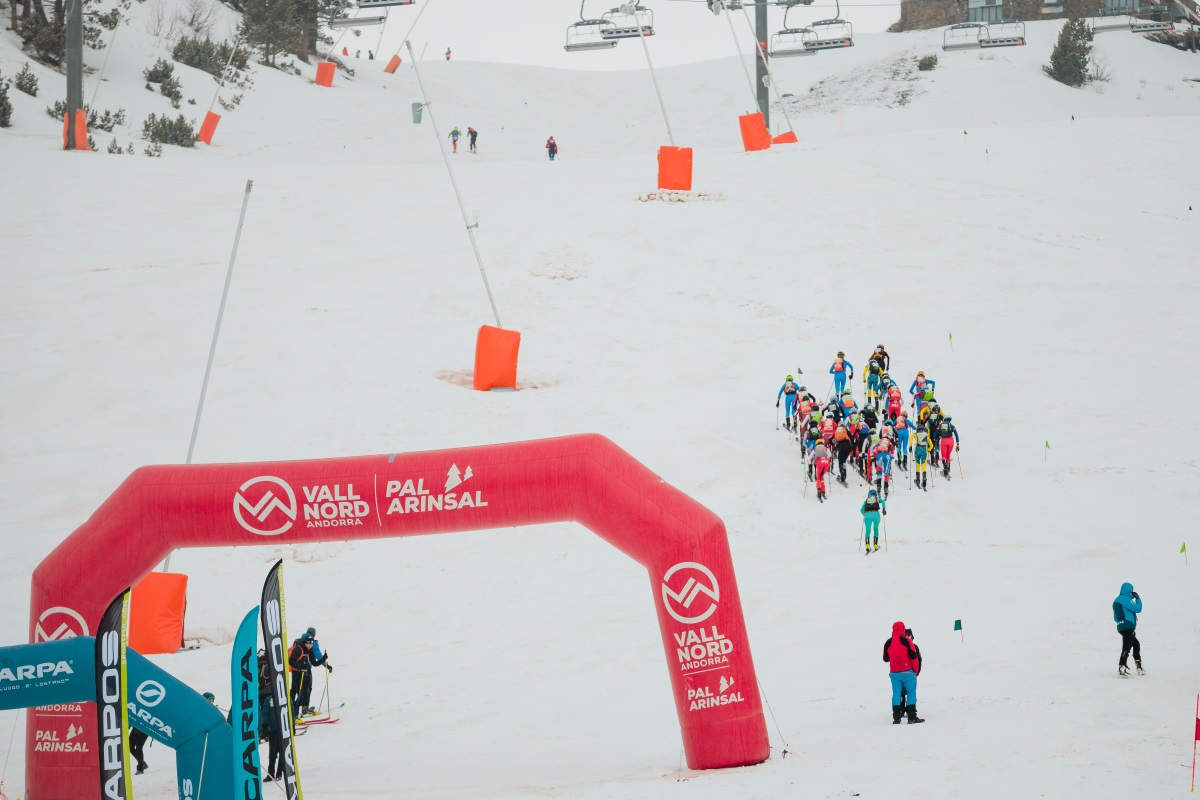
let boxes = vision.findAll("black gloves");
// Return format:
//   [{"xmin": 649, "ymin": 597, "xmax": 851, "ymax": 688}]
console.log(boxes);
[
  {"xmin": 776, "ymin": 400, "xmax": 780, "ymax": 408},
  {"xmin": 1131, "ymin": 592, "xmax": 1139, "ymax": 600},
  {"xmin": 326, "ymin": 663, "xmax": 333, "ymax": 672},
  {"xmin": 882, "ymin": 509, "xmax": 887, "ymax": 516}
]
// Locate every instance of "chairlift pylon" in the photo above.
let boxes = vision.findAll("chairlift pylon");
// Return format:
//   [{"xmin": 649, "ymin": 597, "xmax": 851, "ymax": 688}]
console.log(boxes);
[
  {"xmin": 564, "ymin": 0, "xmax": 619, "ymax": 51},
  {"xmin": 599, "ymin": 4, "xmax": 655, "ymax": 40}
]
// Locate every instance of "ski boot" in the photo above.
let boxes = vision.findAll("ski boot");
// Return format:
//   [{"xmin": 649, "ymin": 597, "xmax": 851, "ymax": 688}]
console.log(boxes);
[
  {"xmin": 905, "ymin": 705, "xmax": 925, "ymax": 724},
  {"xmin": 892, "ymin": 705, "xmax": 903, "ymax": 724},
  {"xmin": 864, "ymin": 541, "xmax": 872, "ymax": 556},
  {"xmin": 872, "ymin": 540, "xmax": 880, "ymax": 552},
  {"xmin": 1118, "ymin": 665, "xmax": 1131, "ymax": 677},
  {"xmin": 943, "ymin": 463, "xmax": 951, "ymax": 479},
  {"xmin": 1136, "ymin": 661, "xmax": 1145, "ymax": 676}
]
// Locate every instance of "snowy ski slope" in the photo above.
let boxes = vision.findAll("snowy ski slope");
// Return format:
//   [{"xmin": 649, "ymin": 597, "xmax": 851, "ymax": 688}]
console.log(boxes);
[{"xmin": 2, "ymin": 4, "xmax": 1200, "ymax": 798}]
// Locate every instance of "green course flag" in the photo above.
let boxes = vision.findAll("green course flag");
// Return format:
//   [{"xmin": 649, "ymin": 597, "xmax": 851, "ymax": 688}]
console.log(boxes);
[
  {"xmin": 1044, "ymin": 440, "xmax": 1050, "ymax": 461},
  {"xmin": 948, "ymin": 332, "xmax": 954, "ymax": 350},
  {"xmin": 1183, "ymin": 542, "xmax": 1188, "ymax": 566},
  {"xmin": 954, "ymin": 619, "xmax": 963, "ymax": 641}
]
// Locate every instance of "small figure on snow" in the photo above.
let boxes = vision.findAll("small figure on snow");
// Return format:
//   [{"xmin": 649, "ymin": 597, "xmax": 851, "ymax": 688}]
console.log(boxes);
[
  {"xmin": 912, "ymin": 428, "xmax": 931, "ymax": 490},
  {"xmin": 445, "ymin": 47, "xmax": 452, "ymax": 60},
  {"xmin": 860, "ymin": 488, "xmax": 886, "ymax": 554},
  {"xmin": 129, "ymin": 728, "xmax": 149, "ymax": 774},
  {"xmin": 883, "ymin": 621, "xmax": 924, "ymax": 724},
  {"xmin": 1112, "ymin": 583, "xmax": 1144, "ymax": 677},
  {"xmin": 448, "ymin": 126, "xmax": 462, "ymax": 154},
  {"xmin": 810, "ymin": 440, "xmax": 831, "ymax": 502},
  {"xmin": 468, "ymin": 126, "xmax": 478, "ymax": 153},
  {"xmin": 829, "ymin": 351, "xmax": 854, "ymax": 395},
  {"xmin": 777, "ymin": 374, "xmax": 799, "ymax": 431},
  {"xmin": 936, "ymin": 415, "xmax": 959, "ymax": 479},
  {"xmin": 546, "ymin": 136, "xmax": 558, "ymax": 161},
  {"xmin": 258, "ymin": 649, "xmax": 285, "ymax": 782}
]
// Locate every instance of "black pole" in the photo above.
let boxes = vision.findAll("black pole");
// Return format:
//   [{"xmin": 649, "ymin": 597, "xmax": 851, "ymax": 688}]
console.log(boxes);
[
  {"xmin": 755, "ymin": 0, "xmax": 769, "ymax": 126},
  {"xmin": 65, "ymin": 0, "xmax": 83, "ymax": 148}
]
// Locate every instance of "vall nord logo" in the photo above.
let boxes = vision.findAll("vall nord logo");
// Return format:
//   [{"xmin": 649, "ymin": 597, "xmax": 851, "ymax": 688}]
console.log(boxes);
[
  {"xmin": 233, "ymin": 476, "xmax": 297, "ymax": 536},
  {"xmin": 34, "ymin": 607, "xmax": 89, "ymax": 642},
  {"xmin": 661, "ymin": 562, "xmax": 720, "ymax": 624}
]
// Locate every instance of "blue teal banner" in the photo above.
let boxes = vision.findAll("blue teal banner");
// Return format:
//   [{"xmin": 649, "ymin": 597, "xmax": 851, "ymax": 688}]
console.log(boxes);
[
  {"xmin": 231, "ymin": 607, "xmax": 262, "ymax": 800},
  {"xmin": 0, "ymin": 637, "xmax": 94, "ymax": 712}
]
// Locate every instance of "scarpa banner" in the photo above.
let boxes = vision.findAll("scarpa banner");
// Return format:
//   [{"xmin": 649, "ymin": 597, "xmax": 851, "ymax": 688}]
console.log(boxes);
[
  {"xmin": 0, "ymin": 637, "xmax": 94, "ymax": 712},
  {"xmin": 95, "ymin": 590, "xmax": 132, "ymax": 800},
  {"xmin": 260, "ymin": 560, "xmax": 302, "ymax": 800},
  {"xmin": 231, "ymin": 607, "xmax": 262, "ymax": 800}
]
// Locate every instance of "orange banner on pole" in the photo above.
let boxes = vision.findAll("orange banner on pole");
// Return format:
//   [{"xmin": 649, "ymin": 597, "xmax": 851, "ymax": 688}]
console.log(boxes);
[
  {"xmin": 657, "ymin": 146, "xmax": 693, "ymax": 191},
  {"xmin": 384, "ymin": 54, "xmax": 402, "ymax": 74},
  {"xmin": 315, "ymin": 61, "xmax": 336, "ymax": 87},
  {"xmin": 197, "ymin": 110, "xmax": 221, "ymax": 145},
  {"xmin": 738, "ymin": 113, "xmax": 771, "ymax": 152},
  {"xmin": 473, "ymin": 325, "xmax": 521, "ymax": 391}
]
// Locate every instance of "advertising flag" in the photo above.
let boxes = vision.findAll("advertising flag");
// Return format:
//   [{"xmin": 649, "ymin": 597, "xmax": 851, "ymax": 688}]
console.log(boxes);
[
  {"xmin": 232, "ymin": 607, "xmax": 263, "ymax": 799},
  {"xmin": 261, "ymin": 560, "xmax": 303, "ymax": 800},
  {"xmin": 95, "ymin": 589, "xmax": 132, "ymax": 800}
]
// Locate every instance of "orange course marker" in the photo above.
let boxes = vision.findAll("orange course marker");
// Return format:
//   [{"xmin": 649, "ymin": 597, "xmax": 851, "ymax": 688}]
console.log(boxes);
[
  {"xmin": 738, "ymin": 112, "xmax": 771, "ymax": 152},
  {"xmin": 315, "ymin": 61, "xmax": 336, "ymax": 87},
  {"xmin": 657, "ymin": 146, "xmax": 693, "ymax": 191},
  {"xmin": 772, "ymin": 130, "xmax": 798, "ymax": 144},
  {"xmin": 384, "ymin": 54, "xmax": 402, "ymax": 74},
  {"xmin": 473, "ymin": 325, "xmax": 521, "ymax": 391},
  {"xmin": 198, "ymin": 110, "xmax": 221, "ymax": 145},
  {"xmin": 73, "ymin": 109, "xmax": 90, "ymax": 151}
]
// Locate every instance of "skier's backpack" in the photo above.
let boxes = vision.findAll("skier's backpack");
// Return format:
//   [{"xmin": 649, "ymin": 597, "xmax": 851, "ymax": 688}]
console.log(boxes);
[
  {"xmin": 938, "ymin": 421, "xmax": 953, "ymax": 438},
  {"xmin": 864, "ymin": 498, "xmax": 880, "ymax": 512},
  {"xmin": 784, "ymin": 381, "xmax": 796, "ymax": 395},
  {"xmin": 868, "ymin": 360, "xmax": 882, "ymax": 375}
]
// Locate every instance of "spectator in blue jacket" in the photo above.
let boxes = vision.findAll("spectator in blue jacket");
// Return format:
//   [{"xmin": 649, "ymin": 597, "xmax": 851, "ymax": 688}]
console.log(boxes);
[{"xmin": 1112, "ymin": 583, "xmax": 1143, "ymax": 676}]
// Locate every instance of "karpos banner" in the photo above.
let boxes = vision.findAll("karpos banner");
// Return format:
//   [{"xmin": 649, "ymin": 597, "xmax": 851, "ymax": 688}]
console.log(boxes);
[
  {"xmin": 95, "ymin": 590, "xmax": 132, "ymax": 800},
  {"xmin": 260, "ymin": 561, "xmax": 302, "ymax": 800},
  {"xmin": 231, "ymin": 607, "xmax": 262, "ymax": 800}
]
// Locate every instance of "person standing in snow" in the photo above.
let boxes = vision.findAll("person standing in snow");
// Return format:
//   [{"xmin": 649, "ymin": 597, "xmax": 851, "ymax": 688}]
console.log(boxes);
[
  {"xmin": 829, "ymin": 351, "xmax": 853, "ymax": 396},
  {"xmin": 468, "ymin": 126, "xmax": 478, "ymax": 153},
  {"xmin": 777, "ymin": 374, "xmax": 800, "ymax": 431},
  {"xmin": 445, "ymin": 47, "xmax": 452, "ymax": 60},
  {"xmin": 861, "ymin": 487, "xmax": 886, "ymax": 554},
  {"xmin": 883, "ymin": 621, "xmax": 924, "ymax": 724},
  {"xmin": 1112, "ymin": 583, "xmax": 1144, "ymax": 677},
  {"xmin": 258, "ymin": 649, "xmax": 285, "ymax": 782},
  {"xmin": 129, "ymin": 728, "xmax": 149, "ymax": 774},
  {"xmin": 869, "ymin": 344, "xmax": 891, "ymax": 372},
  {"xmin": 448, "ymin": 127, "xmax": 461, "ymax": 154},
  {"xmin": 546, "ymin": 136, "xmax": 558, "ymax": 160}
]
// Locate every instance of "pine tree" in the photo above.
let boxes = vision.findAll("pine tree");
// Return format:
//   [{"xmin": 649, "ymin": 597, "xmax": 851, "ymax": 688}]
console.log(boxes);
[
  {"xmin": 1043, "ymin": 18, "xmax": 1094, "ymax": 88},
  {"xmin": 239, "ymin": 0, "xmax": 302, "ymax": 68}
]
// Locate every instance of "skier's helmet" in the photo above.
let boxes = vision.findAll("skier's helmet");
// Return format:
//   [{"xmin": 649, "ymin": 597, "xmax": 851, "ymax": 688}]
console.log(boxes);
[
  {"xmin": 877, "ymin": 344, "xmax": 885, "ymax": 350},
  {"xmin": 837, "ymin": 351, "xmax": 845, "ymax": 358},
  {"xmin": 930, "ymin": 403, "xmax": 941, "ymax": 413},
  {"xmin": 867, "ymin": 488, "xmax": 878, "ymax": 497},
  {"xmin": 944, "ymin": 415, "xmax": 952, "ymax": 422},
  {"xmin": 882, "ymin": 373, "xmax": 890, "ymax": 381},
  {"xmin": 844, "ymin": 388, "xmax": 852, "ymax": 395},
  {"xmin": 786, "ymin": 375, "xmax": 793, "ymax": 381},
  {"xmin": 203, "ymin": 692, "xmax": 215, "ymax": 703},
  {"xmin": 917, "ymin": 371, "xmax": 925, "ymax": 377}
]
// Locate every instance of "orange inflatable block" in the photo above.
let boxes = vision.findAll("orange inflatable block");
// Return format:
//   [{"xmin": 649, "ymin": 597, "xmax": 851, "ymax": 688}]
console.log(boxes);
[
  {"xmin": 198, "ymin": 110, "xmax": 221, "ymax": 145},
  {"xmin": 772, "ymin": 130, "xmax": 799, "ymax": 144},
  {"xmin": 315, "ymin": 61, "xmax": 335, "ymax": 87},
  {"xmin": 128, "ymin": 572, "xmax": 188, "ymax": 655},
  {"xmin": 384, "ymin": 54, "xmax": 402, "ymax": 74},
  {"xmin": 657, "ymin": 146, "xmax": 693, "ymax": 191},
  {"xmin": 473, "ymin": 325, "xmax": 521, "ymax": 391},
  {"xmin": 62, "ymin": 112, "xmax": 69, "ymax": 149},
  {"xmin": 739, "ymin": 112, "xmax": 771, "ymax": 152}
]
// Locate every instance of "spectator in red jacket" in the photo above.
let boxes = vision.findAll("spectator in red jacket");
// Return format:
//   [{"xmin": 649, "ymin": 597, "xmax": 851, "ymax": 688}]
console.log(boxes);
[{"xmin": 883, "ymin": 620, "xmax": 924, "ymax": 724}]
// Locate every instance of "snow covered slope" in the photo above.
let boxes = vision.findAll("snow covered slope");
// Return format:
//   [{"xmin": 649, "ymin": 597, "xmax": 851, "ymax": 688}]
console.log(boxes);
[{"xmin": 2, "ymin": 6, "xmax": 1199, "ymax": 799}]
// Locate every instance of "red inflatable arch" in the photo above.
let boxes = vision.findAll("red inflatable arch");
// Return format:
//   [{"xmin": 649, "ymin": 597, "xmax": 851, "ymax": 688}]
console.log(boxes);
[{"xmin": 28, "ymin": 434, "xmax": 769, "ymax": 799}]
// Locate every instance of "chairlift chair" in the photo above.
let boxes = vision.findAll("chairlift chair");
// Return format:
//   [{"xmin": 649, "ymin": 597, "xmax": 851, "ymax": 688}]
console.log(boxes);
[
  {"xmin": 1090, "ymin": 6, "xmax": 1135, "ymax": 31},
  {"xmin": 355, "ymin": 0, "xmax": 412, "ymax": 8},
  {"xmin": 600, "ymin": 4, "xmax": 655, "ymax": 39},
  {"xmin": 803, "ymin": 19, "xmax": 854, "ymax": 50},
  {"xmin": 768, "ymin": 2, "xmax": 818, "ymax": 57},
  {"xmin": 942, "ymin": 22, "xmax": 987, "ymax": 50},
  {"xmin": 329, "ymin": 14, "xmax": 386, "ymax": 28},
  {"xmin": 1129, "ymin": 7, "xmax": 1174, "ymax": 31},
  {"xmin": 981, "ymin": 18, "xmax": 1026, "ymax": 45},
  {"xmin": 564, "ymin": 0, "xmax": 619, "ymax": 50}
]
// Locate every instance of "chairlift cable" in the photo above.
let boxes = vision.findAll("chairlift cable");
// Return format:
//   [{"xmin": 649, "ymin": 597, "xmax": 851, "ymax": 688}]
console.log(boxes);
[{"xmin": 738, "ymin": 4, "xmax": 798, "ymax": 135}]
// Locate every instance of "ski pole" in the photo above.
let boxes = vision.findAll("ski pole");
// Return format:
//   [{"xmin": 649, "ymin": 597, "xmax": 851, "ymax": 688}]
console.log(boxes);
[
  {"xmin": 858, "ymin": 520, "xmax": 864, "ymax": 552},
  {"xmin": 775, "ymin": 403, "xmax": 779, "ymax": 430},
  {"xmin": 883, "ymin": 516, "xmax": 888, "ymax": 552},
  {"xmin": 958, "ymin": 449, "xmax": 965, "ymax": 480}
]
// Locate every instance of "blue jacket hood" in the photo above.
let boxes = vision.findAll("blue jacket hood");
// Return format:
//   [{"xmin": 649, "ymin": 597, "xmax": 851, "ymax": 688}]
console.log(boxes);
[{"xmin": 1120, "ymin": 582, "xmax": 1133, "ymax": 596}]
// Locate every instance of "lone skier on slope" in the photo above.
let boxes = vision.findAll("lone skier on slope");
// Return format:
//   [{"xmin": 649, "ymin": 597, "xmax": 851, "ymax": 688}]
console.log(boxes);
[
  {"xmin": 1112, "ymin": 583, "xmax": 1144, "ymax": 677},
  {"xmin": 861, "ymin": 488, "xmax": 886, "ymax": 554},
  {"xmin": 884, "ymin": 621, "xmax": 924, "ymax": 724},
  {"xmin": 829, "ymin": 351, "xmax": 854, "ymax": 395},
  {"xmin": 777, "ymin": 374, "xmax": 800, "ymax": 431},
  {"xmin": 546, "ymin": 136, "xmax": 558, "ymax": 161}
]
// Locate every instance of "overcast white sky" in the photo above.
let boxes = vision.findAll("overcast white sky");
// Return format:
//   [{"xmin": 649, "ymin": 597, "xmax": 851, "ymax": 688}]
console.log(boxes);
[{"xmin": 345, "ymin": 0, "xmax": 905, "ymax": 69}]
